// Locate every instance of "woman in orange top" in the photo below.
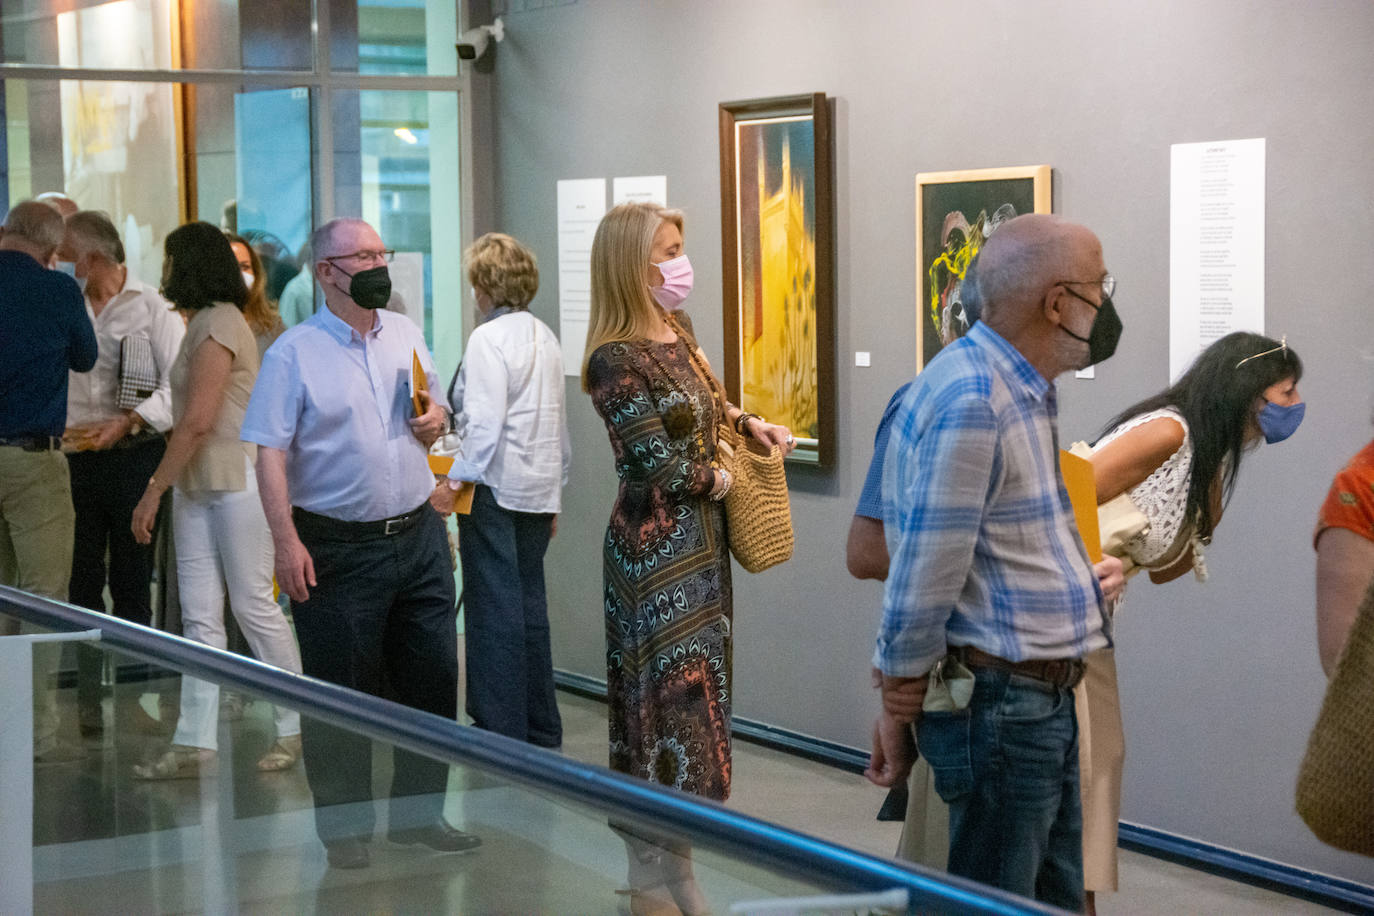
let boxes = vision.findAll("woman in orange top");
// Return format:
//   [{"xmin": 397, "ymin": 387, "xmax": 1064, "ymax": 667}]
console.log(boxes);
[{"xmin": 1314, "ymin": 439, "xmax": 1374, "ymax": 675}]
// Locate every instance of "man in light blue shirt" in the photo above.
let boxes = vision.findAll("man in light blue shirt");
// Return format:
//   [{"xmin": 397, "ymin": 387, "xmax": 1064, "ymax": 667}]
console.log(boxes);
[
  {"xmin": 242, "ymin": 217, "xmax": 478, "ymax": 869},
  {"xmin": 867, "ymin": 215, "xmax": 1125, "ymax": 909}
]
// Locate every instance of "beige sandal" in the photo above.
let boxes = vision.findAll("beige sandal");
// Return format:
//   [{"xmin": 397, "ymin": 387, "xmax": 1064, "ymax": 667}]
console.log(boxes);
[
  {"xmin": 132, "ymin": 745, "xmax": 215, "ymax": 780},
  {"xmin": 256, "ymin": 734, "xmax": 302, "ymax": 772}
]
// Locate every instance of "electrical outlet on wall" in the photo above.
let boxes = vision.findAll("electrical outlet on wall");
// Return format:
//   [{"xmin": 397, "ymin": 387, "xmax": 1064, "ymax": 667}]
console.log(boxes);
[{"xmin": 855, "ymin": 351, "xmax": 871, "ymax": 367}]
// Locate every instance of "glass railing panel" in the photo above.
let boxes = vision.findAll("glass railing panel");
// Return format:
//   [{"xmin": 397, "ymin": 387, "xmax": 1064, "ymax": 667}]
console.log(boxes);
[
  {"xmin": 15, "ymin": 640, "xmax": 838, "ymax": 914},
  {"xmin": 2, "ymin": 589, "xmax": 1060, "ymax": 915}
]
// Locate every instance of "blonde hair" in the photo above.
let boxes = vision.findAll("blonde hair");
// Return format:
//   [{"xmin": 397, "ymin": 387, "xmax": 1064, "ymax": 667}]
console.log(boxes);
[
  {"xmin": 465, "ymin": 232, "xmax": 539, "ymax": 309},
  {"xmin": 227, "ymin": 233, "xmax": 281, "ymax": 337},
  {"xmin": 580, "ymin": 202, "xmax": 683, "ymax": 391}
]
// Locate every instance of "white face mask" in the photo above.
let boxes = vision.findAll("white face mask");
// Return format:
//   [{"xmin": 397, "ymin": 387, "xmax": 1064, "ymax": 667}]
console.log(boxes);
[{"xmin": 242, "ymin": 271, "xmax": 256, "ymax": 290}]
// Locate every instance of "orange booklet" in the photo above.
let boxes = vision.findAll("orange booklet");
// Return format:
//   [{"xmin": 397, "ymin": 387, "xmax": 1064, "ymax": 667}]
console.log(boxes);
[
  {"xmin": 415, "ymin": 349, "xmax": 474, "ymax": 514},
  {"xmin": 1059, "ymin": 449, "xmax": 1102, "ymax": 563}
]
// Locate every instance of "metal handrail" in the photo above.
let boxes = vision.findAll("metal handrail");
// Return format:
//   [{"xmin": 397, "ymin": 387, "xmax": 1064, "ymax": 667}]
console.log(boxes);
[{"xmin": 1, "ymin": 586, "xmax": 1062, "ymax": 915}]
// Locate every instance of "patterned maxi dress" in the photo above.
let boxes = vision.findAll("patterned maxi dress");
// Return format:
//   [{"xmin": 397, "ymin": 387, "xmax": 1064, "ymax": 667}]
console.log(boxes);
[{"xmin": 586, "ymin": 335, "xmax": 733, "ymax": 801}]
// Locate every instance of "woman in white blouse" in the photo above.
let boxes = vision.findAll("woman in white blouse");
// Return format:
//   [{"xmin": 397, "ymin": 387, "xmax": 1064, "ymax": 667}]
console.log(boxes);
[
  {"xmin": 430, "ymin": 233, "xmax": 570, "ymax": 747},
  {"xmin": 1079, "ymin": 331, "xmax": 1304, "ymax": 913},
  {"xmin": 129, "ymin": 222, "xmax": 304, "ymax": 778}
]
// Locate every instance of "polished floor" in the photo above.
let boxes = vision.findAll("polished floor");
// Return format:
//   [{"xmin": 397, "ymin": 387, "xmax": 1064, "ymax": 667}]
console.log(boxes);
[{"xmin": 27, "ymin": 678, "xmax": 1336, "ymax": 914}]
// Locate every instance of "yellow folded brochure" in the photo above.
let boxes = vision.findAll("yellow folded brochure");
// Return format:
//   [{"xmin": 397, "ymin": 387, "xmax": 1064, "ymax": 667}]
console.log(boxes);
[
  {"xmin": 411, "ymin": 349, "xmax": 428, "ymax": 417},
  {"xmin": 426, "ymin": 455, "xmax": 475, "ymax": 515},
  {"xmin": 1059, "ymin": 448, "xmax": 1102, "ymax": 563}
]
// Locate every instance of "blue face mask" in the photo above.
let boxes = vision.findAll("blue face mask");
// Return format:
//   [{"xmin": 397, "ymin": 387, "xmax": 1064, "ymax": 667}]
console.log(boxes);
[
  {"xmin": 54, "ymin": 260, "xmax": 77, "ymax": 278},
  {"xmin": 1258, "ymin": 400, "xmax": 1305, "ymax": 444}
]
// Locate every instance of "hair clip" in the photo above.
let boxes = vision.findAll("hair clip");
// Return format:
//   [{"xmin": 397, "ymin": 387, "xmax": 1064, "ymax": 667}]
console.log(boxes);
[{"xmin": 1235, "ymin": 334, "xmax": 1287, "ymax": 369}]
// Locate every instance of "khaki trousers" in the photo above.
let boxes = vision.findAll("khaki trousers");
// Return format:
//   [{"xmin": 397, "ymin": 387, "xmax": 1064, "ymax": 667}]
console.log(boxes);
[
  {"xmin": 0, "ymin": 447, "xmax": 76, "ymax": 754},
  {"xmin": 1074, "ymin": 646, "xmax": 1125, "ymax": 893},
  {"xmin": 895, "ymin": 745, "xmax": 950, "ymax": 870}
]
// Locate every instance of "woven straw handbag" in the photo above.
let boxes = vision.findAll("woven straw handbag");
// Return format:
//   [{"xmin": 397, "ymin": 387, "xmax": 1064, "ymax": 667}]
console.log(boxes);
[
  {"xmin": 1295, "ymin": 573, "xmax": 1374, "ymax": 856},
  {"xmin": 716, "ymin": 417, "xmax": 794, "ymax": 573},
  {"xmin": 663, "ymin": 312, "xmax": 794, "ymax": 573}
]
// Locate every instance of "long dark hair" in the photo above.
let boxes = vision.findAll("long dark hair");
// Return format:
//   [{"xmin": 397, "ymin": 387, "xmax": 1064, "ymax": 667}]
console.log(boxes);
[
  {"xmin": 162, "ymin": 222, "xmax": 249, "ymax": 312},
  {"xmin": 1099, "ymin": 331, "xmax": 1302, "ymax": 539}
]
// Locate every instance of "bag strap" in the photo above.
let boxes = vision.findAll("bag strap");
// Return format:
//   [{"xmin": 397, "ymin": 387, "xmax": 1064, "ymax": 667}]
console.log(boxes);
[{"xmin": 663, "ymin": 311, "xmax": 738, "ymax": 447}]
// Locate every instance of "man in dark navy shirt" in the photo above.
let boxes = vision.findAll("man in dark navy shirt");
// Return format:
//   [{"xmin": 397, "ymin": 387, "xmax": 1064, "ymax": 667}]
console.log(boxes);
[{"xmin": 0, "ymin": 200, "xmax": 98, "ymax": 763}]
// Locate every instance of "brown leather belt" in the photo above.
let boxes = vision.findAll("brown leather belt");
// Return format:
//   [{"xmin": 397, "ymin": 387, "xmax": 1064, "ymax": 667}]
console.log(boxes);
[{"xmin": 955, "ymin": 646, "xmax": 1085, "ymax": 690}]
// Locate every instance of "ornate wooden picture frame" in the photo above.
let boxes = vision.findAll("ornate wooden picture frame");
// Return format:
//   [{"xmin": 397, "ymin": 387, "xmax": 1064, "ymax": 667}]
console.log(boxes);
[{"xmin": 718, "ymin": 92, "xmax": 835, "ymax": 467}]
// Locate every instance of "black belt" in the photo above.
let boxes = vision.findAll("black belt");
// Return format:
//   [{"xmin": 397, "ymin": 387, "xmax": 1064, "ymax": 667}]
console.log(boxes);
[
  {"xmin": 956, "ymin": 646, "xmax": 1086, "ymax": 690},
  {"xmin": 292, "ymin": 504, "xmax": 427, "ymax": 542},
  {"xmin": 0, "ymin": 436, "xmax": 61, "ymax": 452}
]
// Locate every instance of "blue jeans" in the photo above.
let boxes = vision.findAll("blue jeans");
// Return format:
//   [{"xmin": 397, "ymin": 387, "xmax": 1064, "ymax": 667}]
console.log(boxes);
[
  {"xmin": 458, "ymin": 484, "xmax": 562, "ymax": 747},
  {"xmin": 916, "ymin": 666, "xmax": 1083, "ymax": 910}
]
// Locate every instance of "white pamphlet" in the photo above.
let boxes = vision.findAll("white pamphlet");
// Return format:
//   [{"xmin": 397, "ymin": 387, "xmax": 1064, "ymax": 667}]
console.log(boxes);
[
  {"xmin": 1169, "ymin": 138, "xmax": 1266, "ymax": 380},
  {"xmin": 612, "ymin": 175, "xmax": 667, "ymax": 207},
  {"xmin": 556, "ymin": 178, "xmax": 607, "ymax": 376}
]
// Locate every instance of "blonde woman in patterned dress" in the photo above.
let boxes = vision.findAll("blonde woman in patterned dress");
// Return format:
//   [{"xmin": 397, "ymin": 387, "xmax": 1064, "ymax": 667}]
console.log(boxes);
[
  {"xmin": 582, "ymin": 202, "xmax": 793, "ymax": 915},
  {"xmin": 1079, "ymin": 331, "xmax": 1304, "ymax": 913}
]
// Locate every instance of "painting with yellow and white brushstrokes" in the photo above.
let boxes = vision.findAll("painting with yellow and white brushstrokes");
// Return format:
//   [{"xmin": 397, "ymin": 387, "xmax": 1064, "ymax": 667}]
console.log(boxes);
[{"xmin": 734, "ymin": 115, "xmax": 819, "ymax": 443}]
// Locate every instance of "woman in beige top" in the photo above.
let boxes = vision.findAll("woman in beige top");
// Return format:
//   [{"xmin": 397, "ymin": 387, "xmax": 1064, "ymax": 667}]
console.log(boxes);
[{"xmin": 130, "ymin": 222, "xmax": 303, "ymax": 778}]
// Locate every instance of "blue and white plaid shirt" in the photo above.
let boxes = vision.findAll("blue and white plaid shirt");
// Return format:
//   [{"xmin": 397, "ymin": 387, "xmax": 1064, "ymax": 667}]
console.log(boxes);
[{"xmin": 875, "ymin": 321, "xmax": 1109, "ymax": 678}]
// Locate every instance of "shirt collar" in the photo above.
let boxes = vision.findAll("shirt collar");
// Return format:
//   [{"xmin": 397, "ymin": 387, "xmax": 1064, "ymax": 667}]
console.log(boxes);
[
  {"xmin": 481, "ymin": 304, "xmax": 517, "ymax": 324},
  {"xmin": 317, "ymin": 303, "xmax": 383, "ymax": 344},
  {"xmin": 968, "ymin": 322, "xmax": 1051, "ymax": 402}
]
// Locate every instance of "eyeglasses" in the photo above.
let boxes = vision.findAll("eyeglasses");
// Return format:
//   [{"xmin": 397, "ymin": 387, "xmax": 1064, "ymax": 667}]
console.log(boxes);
[
  {"xmin": 324, "ymin": 249, "xmax": 395, "ymax": 267},
  {"xmin": 1057, "ymin": 274, "xmax": 1115, "ymax": 301},
  {"xmin": 1235, "ymin": 334, "xmax": 1287, "ymax": 369}
]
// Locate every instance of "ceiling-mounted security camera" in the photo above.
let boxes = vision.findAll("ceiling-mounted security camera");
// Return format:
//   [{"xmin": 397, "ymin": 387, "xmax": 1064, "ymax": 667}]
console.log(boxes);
[{"xmin": 457, "ymin": 17, "xmax": 504, "ymax": 61}]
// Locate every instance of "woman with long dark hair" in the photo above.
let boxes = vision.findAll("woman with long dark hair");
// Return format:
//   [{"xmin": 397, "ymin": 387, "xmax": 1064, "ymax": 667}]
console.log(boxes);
[
  {"xmin": 1078, "ymin": 331, "xmax": 1304, "ymax": 911},
  {"xmin": 130, "ymin": 221, "xmax": 304, "ymax": 778}
]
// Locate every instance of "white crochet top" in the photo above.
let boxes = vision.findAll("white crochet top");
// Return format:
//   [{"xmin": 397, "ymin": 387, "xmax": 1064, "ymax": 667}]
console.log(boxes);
[{"xmin": 1093, "ymin": 407, "xmax": 1197, "ymax": 570}]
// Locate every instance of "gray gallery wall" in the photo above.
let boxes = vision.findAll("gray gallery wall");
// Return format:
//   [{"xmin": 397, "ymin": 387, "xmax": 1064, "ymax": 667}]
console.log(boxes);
[{"xmin": 472, "ymin": 0, "xmax": 1374, "ymax": 885}]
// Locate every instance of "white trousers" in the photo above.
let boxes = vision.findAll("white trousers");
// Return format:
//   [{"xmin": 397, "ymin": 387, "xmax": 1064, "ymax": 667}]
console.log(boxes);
[{"xmin": 171, "ymin": 460, "xmax": 302, "ymax": 750}]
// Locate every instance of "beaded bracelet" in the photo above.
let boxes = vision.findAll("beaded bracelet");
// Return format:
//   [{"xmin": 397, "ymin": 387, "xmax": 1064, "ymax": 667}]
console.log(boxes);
[
  {"xmin": 734, "ymin": 412, "xmax": 762, "ymax": 435},
  {"xmin": 710, "ymin": 467, "xmax": 733, "ymax": 501}
]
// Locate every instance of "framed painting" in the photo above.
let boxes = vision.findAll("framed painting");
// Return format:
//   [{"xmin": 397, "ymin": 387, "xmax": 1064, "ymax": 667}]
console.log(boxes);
[
  {"xmin": 719, "ymin": 92, "xmax": 835, "ymax": 467},
  {"xmin": 915, "ymin": 165, "xmax": 1052, "ymax": 369}
]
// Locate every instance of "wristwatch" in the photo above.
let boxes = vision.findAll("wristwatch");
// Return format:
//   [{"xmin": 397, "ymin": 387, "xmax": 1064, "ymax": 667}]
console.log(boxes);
[{"xmin": 127, "ymin": 411, "xmax": 146, "ymax": 435}]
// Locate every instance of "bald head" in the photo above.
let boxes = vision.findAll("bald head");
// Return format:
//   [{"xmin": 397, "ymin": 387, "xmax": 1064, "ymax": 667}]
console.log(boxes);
[
  {"xmin": 976, "ymin": 214, "xmax": 1101, "ymax": 334},
  {"xmin": 35, "ymin": 192, "xmax": 79, "ymax": 219},
  {"xmin": 1, "ymin": 200, "xmax": 67, "ymax": 260},
  {"xmin": 311, "ymin": 218, "xmax": 379, "ymax": 262}
]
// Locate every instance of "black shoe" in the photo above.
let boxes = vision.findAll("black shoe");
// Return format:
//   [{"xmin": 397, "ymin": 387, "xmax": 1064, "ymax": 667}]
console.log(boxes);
[
  {"xmin": 324, "ymin": 837, "xmax": 370, "ymax": 870},
  {"xmin": 387, "ymin": 821, "xmax": 482, "ymax": 853}
]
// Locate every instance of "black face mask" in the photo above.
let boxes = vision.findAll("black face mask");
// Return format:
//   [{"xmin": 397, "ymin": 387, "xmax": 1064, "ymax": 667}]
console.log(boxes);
[
  {"xmin": 333, "ymin": 264, "xmax": 392, "ymax": 310},
  {"xmin": 1060, "ymin": 290, "xmax": 1123, "ymax": 367}
]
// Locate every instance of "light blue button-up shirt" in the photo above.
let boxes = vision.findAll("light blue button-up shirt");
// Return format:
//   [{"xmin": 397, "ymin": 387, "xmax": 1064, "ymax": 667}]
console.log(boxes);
[
  {"xmin": 875, "ymin": 321, "xmax": 1108, "ymax": 677},
  {"xmin": 241, "ymin": 306, "xmax": 446, "ymax": 522}
]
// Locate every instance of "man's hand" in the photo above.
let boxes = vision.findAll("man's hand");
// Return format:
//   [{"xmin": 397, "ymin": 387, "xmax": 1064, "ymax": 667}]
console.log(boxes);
[
  {"xmin": 430, "ymin": 480, "xmax": 458, "ymax": 517},
  {"xmin": 275, "ymin": 534, "xmax": 317, "ymax": 603},
  {"xmin": 1093, "ymin": 554, "xmax": 1126, "ymax": 604},
  {"xmin": 880, "ymin": 672, "xmax": 929, "ymax": 724},
  {"xmin": 550, "ymin": 515, "xmax": 558, "ymax": 539},
  {"xmin": 87, "ymin": 413, "xmax": 134, "ymax": 450},
  {"xmin": 408, "ymin": 389, "xmax": 447, "ymax": 448},
  {"xmin": 865, "ymin": 712, "xmax": 916, "ymax": 788}
]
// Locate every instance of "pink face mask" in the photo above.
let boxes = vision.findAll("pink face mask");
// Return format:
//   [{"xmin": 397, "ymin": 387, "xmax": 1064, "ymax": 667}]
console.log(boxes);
[{"xmin": 650, "ymin": 254, "xmax": 693, "ymax": 310}]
